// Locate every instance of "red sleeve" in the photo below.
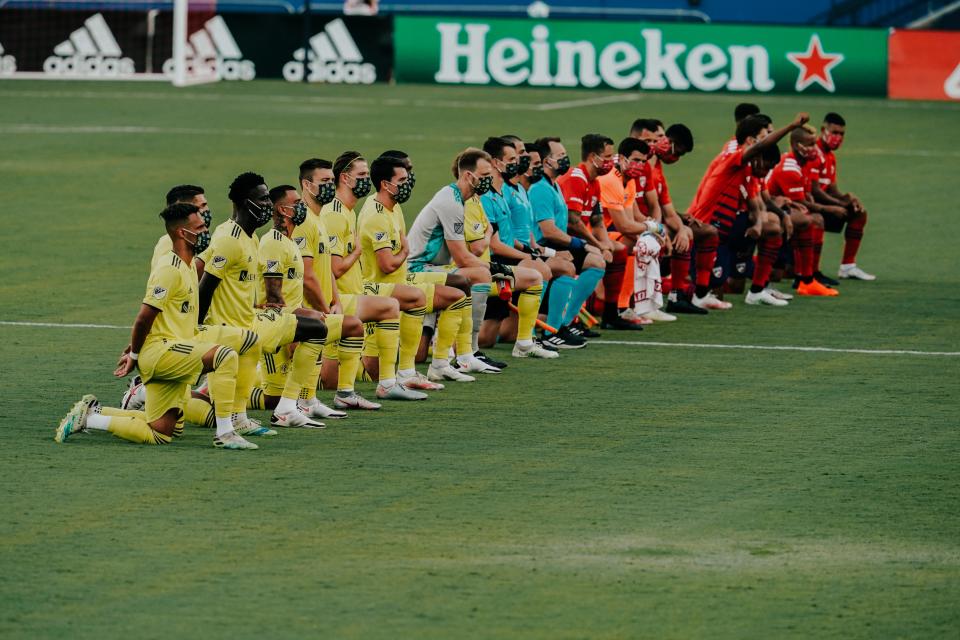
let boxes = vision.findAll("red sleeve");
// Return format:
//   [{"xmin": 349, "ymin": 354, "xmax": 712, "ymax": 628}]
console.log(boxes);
[
  {"xmin": 657, "ymin": 169, "xmax": 672, "ymax": 206},
  {"xmin": 559, "ymin": 174, "xmax": 588, "ymax": 213},
  {"xmin": 774, "ymin": 167, "xmax": 806, "ymax": 202}
]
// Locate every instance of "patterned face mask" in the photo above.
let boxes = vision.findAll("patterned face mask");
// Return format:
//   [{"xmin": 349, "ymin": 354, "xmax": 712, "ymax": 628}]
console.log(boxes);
[
  {"xmin": 306, "ymin": 180, "xmax": 336, "ymax": 206},
  {"xmin": 183, "ymin": 227, "xmax": 210, "ymax": 254},
  {"xmin": 528, "ymin": 165, "xmax": 544, "ymax": 183},
  {"xmin": 199, "ymin": 208, "xmax": 213, "ymax": 228},
  {"xmin": 502, "ymin": 161, "xmax": 519, "ymax": 180},
  {"xmin": 351, "ymin": 176, "xmax": 373, "ymax": 199},
  {"xmin": 473, "ymin": 174, "xmax": 494, "ymax": 196},
  {"xmin": 516, "ymin": 154, "xmax": 531, "ymax": 175},
  {"xmin": 555, "ymin": 156, "xmax": 571, "ymax": 175},
  {"xmin": 246, "ymin": 198, "xmax": 273, "ymax": 226},
  {"xmin": 407, "ymin": 170, "xmax": 416, "ymax": 189},
  {"xmin": 287, "ymin": 200, "xmax": 308, "ymax": 226},
  {"xmin": 624, "ymin": 160, "xmax": 646, "ymax": 179},
  {"xmin": 389, "ymin": 180, "xmax": 413, "ymax": 204}
]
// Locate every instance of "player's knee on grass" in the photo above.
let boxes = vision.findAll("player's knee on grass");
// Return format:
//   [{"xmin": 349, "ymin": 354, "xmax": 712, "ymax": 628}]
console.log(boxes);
[
  {"xmin": 498, "ymin": 315, "xmax": 519, "ymax": 343},
  {"xmin": 392, "ymin": 283, "xmax": 426, "ymax": 310},
  {"xmin": 478, "ymin": 319, "xmax": 500, "ymax": 349},
  {"xmin": 150, "ymin": 407, "xmax": 182, "ymax": 437}
]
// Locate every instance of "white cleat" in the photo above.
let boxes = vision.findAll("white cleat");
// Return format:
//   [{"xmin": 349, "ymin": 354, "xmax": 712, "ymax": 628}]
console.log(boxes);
[
  {"xmin": 376, "ymin": 383, "xmax": 428, "ymax": 401},
  {"xmin": 213, "ymin": 430, "xmax": 258, "ymax": 450},
  {"xmin": 641, "ymin": 309, "xmax": 677, "ymax": 322},
  {"xmin": 745, "ymin": 289, "xmax": 789, "ymax": 307},
  {"xmin": 298, "ymin": 399, "xmax": 347, "ymax": 419},
  {"xmin": 398, "ymin": 371, "xmax": 445, "ymax": 391},
  {"xmin": 838, "ymin": 264, "xmax": 876, "ymax": 281},
  {"xmin": 270, "ymin": 409, "xmax": 325, "ymax": 429},
  {"xmin": 763, "ymin": 286, "xmax": 794, "ymax": 301},
  {"xmin": 512, "ymin": 341, "xmax": 560, "ymax": 359},
  {"xmin": 692, "ymin": 293, "xmax": 733, "ymax": 310},
  {"xmin": 428, "ymin": 362, "xmax": 475, "ymax": 383},
  {"xmin": 457, "ymin": 355, "xmax": 501, "ymax": 374},
  {"xmin": 234, "ymin": 417, "xmax": 278, "ymax": 437},
  {"xmin": 334, "ymin": 392, "xmax": 382, "ymax": 410},
  {"xmin": 121, "ymin": 375, "xmax": 145, "ymax": 411}
]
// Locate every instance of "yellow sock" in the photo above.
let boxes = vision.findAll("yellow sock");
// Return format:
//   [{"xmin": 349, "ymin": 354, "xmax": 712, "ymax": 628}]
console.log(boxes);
[
  {"xmin": 207, "ymin": 346, "xmax": 239, "ymax": 418},
  {"xmin": 173, "ymin": 419, "xmax": 184, "ymax": 438},
  {"xmin": 248, "ymin": 387, "xmax": 266, "ymax": 410},
  {"xmin": 399, "ymin": 307, "xmax": 426, "ymax": 372},
  {"xmin": 452, "ymin": 295, "xmax": 472, "ymax": 357},
  {"xmin": 185, "ymin": 397, "xmax": 215, "ymax": 427},
  {"xmin": 375, "ymin": 319, "xmax": 400, "ymax": 382},
  {"xmin": 231, "ymin": 345, "xmax": 259, "ymax": 416},
  {"xmin": 434, "ymin": 300, "xmax": 466, "ymax": 362},
  {"xmin": 284, "ymin": 340, "xmax": 323, "ymax": 399},
  {"xmin": 107, "ymin": 417, "xmax": 171, "ymax": 445},
  {"xmin": 337, "ymin": 336, "xmax": 364, "ymax": 392},
  {"xmin": 517, "ymin": 284, "xmax": 543, "ymax": 342}
]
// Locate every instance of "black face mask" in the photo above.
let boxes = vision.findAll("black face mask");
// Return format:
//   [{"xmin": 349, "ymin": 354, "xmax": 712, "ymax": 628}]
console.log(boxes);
[
  {"xmin": 246, "ymin": 199, "xmax": 273, "ymax": 226},
  {"xmin": 502, "ymin": 161, "xmax": 519, "ymax": 180},
  {"xmin": 528, "ymin": 166, "xmax": 544, "ymax": 184},
  {"xmin": 391, "ymin": 181, "xmax": 413, "ymax": 204},
  {"xmin": 473, "ymin": 175, "xmax": 493, "ymax": 196},
  {"xmin": 289, "ymin": 200, "xmax": 308, "ymax": 226},
  {"xmin": 556, "ymin": 156, "xmax": 571, "ymax": 175},
  {"xmin": 352, "ymin": 176, "xmax": 372, "ymax": 199},
  {"xmin": 183, "ymin": 227, "xmax": 210, "ymax": 254},
  {"xmin": 516, "ymin": 154, "xmax": 531, "ymax": 175},
  {"xmin": 199, "ymin": 208, "xmax": 213, "ymax": 229},
  {"xmin": 407, "ymin": 170, "xmax": 416, "ymax": 190}
]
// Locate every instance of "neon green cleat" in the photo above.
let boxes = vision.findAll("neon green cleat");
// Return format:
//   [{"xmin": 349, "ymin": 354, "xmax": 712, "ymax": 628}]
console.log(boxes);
[
  {"xmin": 234, "ymin": 417, "xmax": 277, "ymax": 437},
  {"xmin": 213, "ymin": 430, "xmax": 259, "ymax": 450},
  {"xmin": 55, "ymin": 394, "xmax": 97, "ymax": 443}
]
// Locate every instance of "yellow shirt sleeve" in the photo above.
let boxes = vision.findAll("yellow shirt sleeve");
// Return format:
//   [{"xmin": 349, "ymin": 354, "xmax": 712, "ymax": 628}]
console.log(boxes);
[
  {"xmin": 259, "ymin": 233, "xmax": 285, "ymax": 278},
  {"xmin": 363, "ymin": 210, "xmax": 395, "ymax": 253},
  {"xmin": 204, "ymin": 232, "xmax": 240, "ymax": 281},
  {"xmin": 292, "ymin": 218, "xmax": 317, "ymax": 259},
  {"xmin": 143, "ymin": 263, "xmax": 181, "ymax": 312},
  {"xmin": 325, "ymin": 212, "xmax": 349, "ymax": 258}
]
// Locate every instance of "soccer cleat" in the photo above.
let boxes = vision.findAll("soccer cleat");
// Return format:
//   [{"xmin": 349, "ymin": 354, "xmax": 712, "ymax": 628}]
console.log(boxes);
[
  {"xmin": 571, "ymin": 322, "xmax": 601, "ymax": 338},
  {"xmin": 458, "ymin": 355, "xmax": 501, "ymax": 374},
  {"xmin": 763, "ymin": 286, "xmax": 794, "ymax": 301},
  {"xmin": 537, "ymin": 337, "xmax": 558, "ymax": 352},
  {"xmin": 600, "ymin": 317, "xmax": 644, "ymax": 331},
  {"xmin": 745, "ymin": 289, "xmax": 789, "ymax": 307},
  {"xmin": 838, "ymin": 264, "xmax": 876, "ymax": 281},
  {"xmin": 213, "ymin": 430, "xmax": 258, "ymax": 450},
  {"xmin": 298, "ymin": 399, "xmax": 347, "ymax": 419},
  {"xmin": 692, "ymin": 293, "xmax": 733, "ymax": 310},
  {"xmin": 428, "ymin": 363, "xmax": 475, "ymax": 383},
  {"xmin": 376, "ymin": 383, "xmax": 428, "ymax": 401},
  {"xmin": 398, "ymin": 371, "xmax": 445, "ymax": 391},
  {"xmin": 814, "ymin": 271, "xmax": 840, "ymax": 287},
  {"xmin": 120, "ymin": 375, "xmax": 145, "ymax": 410},
  {"xmin": 641, "ymin": 309, "xmax": 677, "ymax": 322},
  {"xmin": 270, "ymin": 409, "xmax": 325, "ymax": 429},
  {"xmin": 55, "ymin": 394, "xmax": 97, "ymax": 443},
  {"xmin": 797, "ymin": 280, "xmax": 839, "ymax": 297},
  {"xmin": 234, "ymin": 417, "xmax": 278, "ymax": 437},
  {"xmin": 475, "ymin": 351, "xmax": 508, "ymax": 370},
  {"xmin": 512, "ymin": 341, "xmax": 560, "ymax": 359},
  {"xmin": 334, "ymin": 392, "xmax": 382, "ymax": 410},
  {"xmin": 619, "ymin": 308, "xmax": 654, "ymax": 325},
  {"xmin": 543, "ymin": 329, "xmax": 586, "ymax": 350},
  {"xmin": 666, "ymin": 293, "xmax": 708, "ymax": 315}
]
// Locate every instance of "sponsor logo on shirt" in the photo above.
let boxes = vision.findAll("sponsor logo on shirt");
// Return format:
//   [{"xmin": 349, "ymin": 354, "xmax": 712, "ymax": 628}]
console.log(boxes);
[
  {"xmin": 212, "ymin": 255, "xmax": 227, "ymax": 269},
  {"xmin": 152, "ymin": 286, "xmax": 168, "ymax": 299}
]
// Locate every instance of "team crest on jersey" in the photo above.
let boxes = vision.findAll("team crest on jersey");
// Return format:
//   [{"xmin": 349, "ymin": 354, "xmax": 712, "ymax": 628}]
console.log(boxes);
[
  {"xmin": 454, "ymin": 222, "xmax": 464, "ymax": 234},
  {"xmin": 266, "ymin": 260, "xmax": 279, "ymax": 272},
  {"xmin": 287, "ymin": 267, "xmax": 297, "ymax": 279},
  {"xmin": 328, "ymin": 235, "xmax": 338, "ymax": 247},
  {"xmin": 180, "ymin": 301, "xmax": 191, "ymax": 313},
  {"xmin": 151, "ymin": 286, "xmax": 168, "ymax": 299},
  {"xmin": 374, "ymin": 231, "xmax": 387, "ymax": 242},
  {"xmin": 212, "ymin": 255, "xmax": 227, "ymax": 269},
  {"xmin": 712, "ymin": 266, "xmax": 724, "ymax": 278},
  {"xmin": 294, "ymin": 236, "xmax": 306, "ymax": 248},
  {"xmin": 472, "ymin": 222, "xmax": 483, "ymax": 232}
]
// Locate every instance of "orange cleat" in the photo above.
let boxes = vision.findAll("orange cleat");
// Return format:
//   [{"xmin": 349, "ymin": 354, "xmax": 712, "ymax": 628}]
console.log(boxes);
[{"xmin": 797, "ymin": 280, "xmax": 839, "ymax": 297}]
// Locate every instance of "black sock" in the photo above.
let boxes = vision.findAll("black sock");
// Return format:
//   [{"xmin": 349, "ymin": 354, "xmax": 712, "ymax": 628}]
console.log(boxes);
[
  {"xmin": 602, "ymin": 302, "xmax": 619, "ymax": 323},
  {"xmin": 749, "ymin": 284, "xmax": 764, "ymax": 294},
  {"xmin": 802, "ymin": 276, "xmax": 814, "ymax": 284},
  {"xmin": 695, "ymin": 285, "xmax": 710, "ymax": 298}
]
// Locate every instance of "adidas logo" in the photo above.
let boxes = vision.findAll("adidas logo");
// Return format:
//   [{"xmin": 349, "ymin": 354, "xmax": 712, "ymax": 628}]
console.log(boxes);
[
  {"xmin": 282, "ymin": 18, "xmax": 375, "ymax": 84},
  {"xmin": 0, "ymin": 41, "xmax": 16, "ymax": 75},
  {"xmin": 43, "ymin": 13, "xmax": 135, "ymax": 77},
  {"xmin": 162, "ymin": 16, "xmax": 255, "ymax": 81}
]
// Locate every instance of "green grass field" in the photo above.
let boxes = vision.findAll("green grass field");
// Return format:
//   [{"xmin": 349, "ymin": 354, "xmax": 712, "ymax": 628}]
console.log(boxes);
[{"xmin": 1, "ymin": 80, "xmax": 959, "ymax": 639}]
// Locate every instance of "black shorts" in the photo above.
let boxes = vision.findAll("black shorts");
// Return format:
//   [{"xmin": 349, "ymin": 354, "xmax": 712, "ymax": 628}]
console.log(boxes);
[
  {"xmin": 483, "ymin": 292, "xmax": 519, "ymax": 321},
  {"xmin": 820, "ymin": 209, "xmax": 846, "ymax": 233},
  {"xmin": 495, "ymin": 256, "xmax": 522, "ymax": 267},
  {"xmin": 570, "ymin": 246, "xmax": 588, "ymax": 272}
]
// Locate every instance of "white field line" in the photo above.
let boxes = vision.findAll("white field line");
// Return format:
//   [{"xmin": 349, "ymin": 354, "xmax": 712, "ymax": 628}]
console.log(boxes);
[
  {"xmin": 2, "ymin": 321, "xmax": 956, "ymax": 356},
  {"xmin": 537, "ymin": 93, "xmax": 642, "ymax": 111},
  {"xmin": 591, "ymin": 339, "xmax": 960, "ymax": 357}
]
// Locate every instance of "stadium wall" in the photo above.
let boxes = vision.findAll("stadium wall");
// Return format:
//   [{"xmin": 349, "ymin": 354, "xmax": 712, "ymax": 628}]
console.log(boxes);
[{"xmin": 0, "ymin": 9, "xmax": 957, "ymax": 101}]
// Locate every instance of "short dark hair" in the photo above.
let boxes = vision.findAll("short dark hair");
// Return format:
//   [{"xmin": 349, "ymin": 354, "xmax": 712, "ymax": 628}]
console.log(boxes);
[
  {"xmin": 581, "ymin": 133, "xmax": 613, "ymax": 160},
  {"xmin": 299, "ymin": 158, "xmax": 332, "ymax": 184},
  {"xmin": 754, "ymin": 113, "xmax": 773, "ymax": 127},
  {"xmin": 823, "ymin": 112, "xmax": 846, "ymax": 126},
  {"xmin": 524, "ymin": 142, "xmax": 541, "ymax": 158},
  {"xmin": 269, "ymin": 185, "xmax": 297, "ymax": 204},
  {"xmin": 734, "ymin": 103, "xmax": 760, "ymax": 123},
  {"xmin": 370, "ymin": 155, "xmax": 406, "ymax": 191},
  {"xmin": 534, "ymin": 136, "xmax": 561, "ymax": 158},
  {"xmin": 228, "ymin": 172, "xmax": 266, "ymax": 205},
  {"xmin": 380, "ymin": 149, "xmax": 408, "ymax": 160},
  {"xmin": 630, "ymin": 118, "xmax": 663, "ymax": 135},
  {"xmin": 666, "ymin": 123, "xmax": 694, "ymax": 152},
  {"xmin": 165, "ymin": 184, "xmax": 204, "ymax": 206},
  {"xmin": 159, "ymin": 202, "xmax": 199, "ymax": 230},
  {"xmin": 333, "ymin": 151, "xmax": 363, "ymax": 182},
  {"xmin": 617, "ymin": 137, "xmax": 649, "ymax": 158},
  {"xmin": 735, "ymin": 116, "xmax": 768, "ymax": 145},
  {"xmin": 457, "ymin": 148, "xmax": 492, "ymax": 174},
  {"xmin": 482, "ymin": 136, "xmax": 513, "ymax": 160},
  {"xmin": 760, "ymin": 143, "xmax": 781, "ymax": 168}
]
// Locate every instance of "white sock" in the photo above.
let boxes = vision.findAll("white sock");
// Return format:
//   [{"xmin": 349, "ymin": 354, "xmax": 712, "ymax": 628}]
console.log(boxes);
[
  {"xmin": 432, "ymin": 358, "xmax": 449, "ymax": 368},
  {"xmin": 398, "ymin": 368, "xmax": 415, "ymax": 378},
  {"xmin": 517, "ymin": 339, "xmax": 533, "ymax": 348},
  {"xmin": 380, "ymin": 378, "xmax": 396, "ymax": 388},
  {"xmin": 234, "ymin": 411, "xmax": 248, "ymax": 423},
  {"xmin": 456, "ymin": 354, "xmax": 473, "ymax": 366},
  {"xmin": 275, "ymin": 396, "xmax": 298, "ymax": 414},
  {"xmin": 299, "ymin": 395, "xmax": 317, "ymax": 408},
  {"xmin": 215, "ymin": 416, "xmax": 233, "ymax": 437},
  {"xmin": 86, "ymin": 414, "xmax": 111, "ymax": 431}
]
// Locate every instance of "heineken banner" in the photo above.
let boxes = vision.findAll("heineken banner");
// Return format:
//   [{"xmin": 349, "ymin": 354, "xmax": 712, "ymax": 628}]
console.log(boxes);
[
  {"xmin": 394, "ymin": 16, "xmax": 887, "ymax": 96},
  {"xmin": 888, "ymin": 29, "xmax": 960, "ymax": 101}
]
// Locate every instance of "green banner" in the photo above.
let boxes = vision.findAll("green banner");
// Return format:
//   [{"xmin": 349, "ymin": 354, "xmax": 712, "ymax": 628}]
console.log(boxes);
[{"xmin": 395, "ymin": 17, "xmax": 887, "ymax": 96}]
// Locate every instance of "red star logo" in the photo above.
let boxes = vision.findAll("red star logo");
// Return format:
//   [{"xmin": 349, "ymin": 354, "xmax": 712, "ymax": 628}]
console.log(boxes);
[{"xmin": 787, "ymin": 34, "xmax": 844, "ymax": 92}]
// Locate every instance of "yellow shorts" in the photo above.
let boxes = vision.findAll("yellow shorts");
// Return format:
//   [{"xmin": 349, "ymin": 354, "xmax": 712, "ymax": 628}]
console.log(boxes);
[
  {"xmin": 407, "ymin": 271, "xmax": 447, "ymax": 286},
  {"xmin": 140, "ymin": 337, "xmax": 218, "ymax": 423},
  {"xmin": 254, "ymin": 308, "xmax": 298, "ymax": 354},
  {"xmin": 322, "ymin": 295, "xmax": 359, "ymax": 361},
  {"xmin": 194, "ymin": 324, "xmax": 260, "ymax": 355},
  {"xmin": 361, "ymin": 281, "xmax": 435, "ymax": 358}
]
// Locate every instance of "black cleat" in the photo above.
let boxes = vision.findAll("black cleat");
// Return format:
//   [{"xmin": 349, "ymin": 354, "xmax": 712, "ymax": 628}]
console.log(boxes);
[
  {"xmin": 600, "ymin": 317, "xmax": 644, "ymax": 331},
  {"xmin": 543, "ymin": 328, "xmax": 587, "ymax": 350},
  {"xmin": 666, "ymin": 296, "xmax": 708, "ymax": 315}
]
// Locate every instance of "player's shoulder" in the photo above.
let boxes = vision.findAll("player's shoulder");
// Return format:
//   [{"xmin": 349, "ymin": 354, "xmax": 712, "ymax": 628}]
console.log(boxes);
[
  {"xmin": 781, "ymin": 156, "xmax": 803, "ymax": 174},
  {"xmin": 568, "ymin": 166, "xmax": 589, "ymax": 184}
]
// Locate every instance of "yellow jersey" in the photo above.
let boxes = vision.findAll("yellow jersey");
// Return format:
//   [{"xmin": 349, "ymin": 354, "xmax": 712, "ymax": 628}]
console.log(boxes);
[
  {"xmin": 322, "ymin": 197, "xmax": 363, "ymax": 295},
  {"xmin": 142, "ymin": 251, "xmax": 199, "ymax": 344},
  {"xmin": 151, "ymin": 234, "xmax": 173, "ymax": 269},
  {"xmin": 463, "ymin": 195, "xmax": 491, "ymax": 263},
  {"xmin": 358, "ymin": 196, "xmax": 406, "ymax": 284},
  {"xmin": 258, "ymin": 228, "xmax": 304, "ymax": 310},
  {"xmin": 292, "ymin": 209, "xmax": 335, "ymax": 308},
  {"xmin": 200, "ymin": 219, "xmax": 258, "ymax": 328}
]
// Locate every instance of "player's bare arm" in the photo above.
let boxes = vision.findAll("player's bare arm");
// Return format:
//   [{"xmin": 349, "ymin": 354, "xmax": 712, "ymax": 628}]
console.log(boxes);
[{"xmin": 114, "ymin": 303, "xmax": 160, "ymax": 377}]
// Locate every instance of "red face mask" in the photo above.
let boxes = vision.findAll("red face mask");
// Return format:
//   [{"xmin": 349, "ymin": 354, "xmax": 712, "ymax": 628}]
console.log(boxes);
[
  {"xmin": 624, "ymin": 161, "xmax": 646, "ymax": 179},
  {"xmin": 823, "ymin": 133, "xmax": 843, "ymax": 150},
  {"xmin": 594, "ymin": 157, "xmax": 615, "ymax": 176},
  {"xmin": 797, "ymin": 143, "xmax": 819, "ymax": 160},
  {"xmin": 653, "ymin": 136, "xmax": 672, "ymax": 156}
]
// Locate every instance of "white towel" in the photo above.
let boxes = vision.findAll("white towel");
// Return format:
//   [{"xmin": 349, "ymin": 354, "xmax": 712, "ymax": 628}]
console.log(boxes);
[{"xmin": 633, "ymin": 233, "xmax": 663, "ymax": 315}]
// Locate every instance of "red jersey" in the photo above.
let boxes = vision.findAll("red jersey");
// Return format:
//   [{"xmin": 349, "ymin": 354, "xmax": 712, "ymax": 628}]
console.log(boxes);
[
  {"xmin": 816, "ymin": 138, "xmax": 837, "ymax": 188},
  {"xmin": 765, "ymin": 151, "xmax": 811, "ymax": 202},
  {"xmin": 629, "ymin": 162, "xmax": 655, "ymax": 215},
  {"xmin": 558, "ymin": 163, "xmax": 600, "ymax": 221},
  {"xmin": 688, "ymin": 148, "xmax": 752, "ymax": 223}
]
